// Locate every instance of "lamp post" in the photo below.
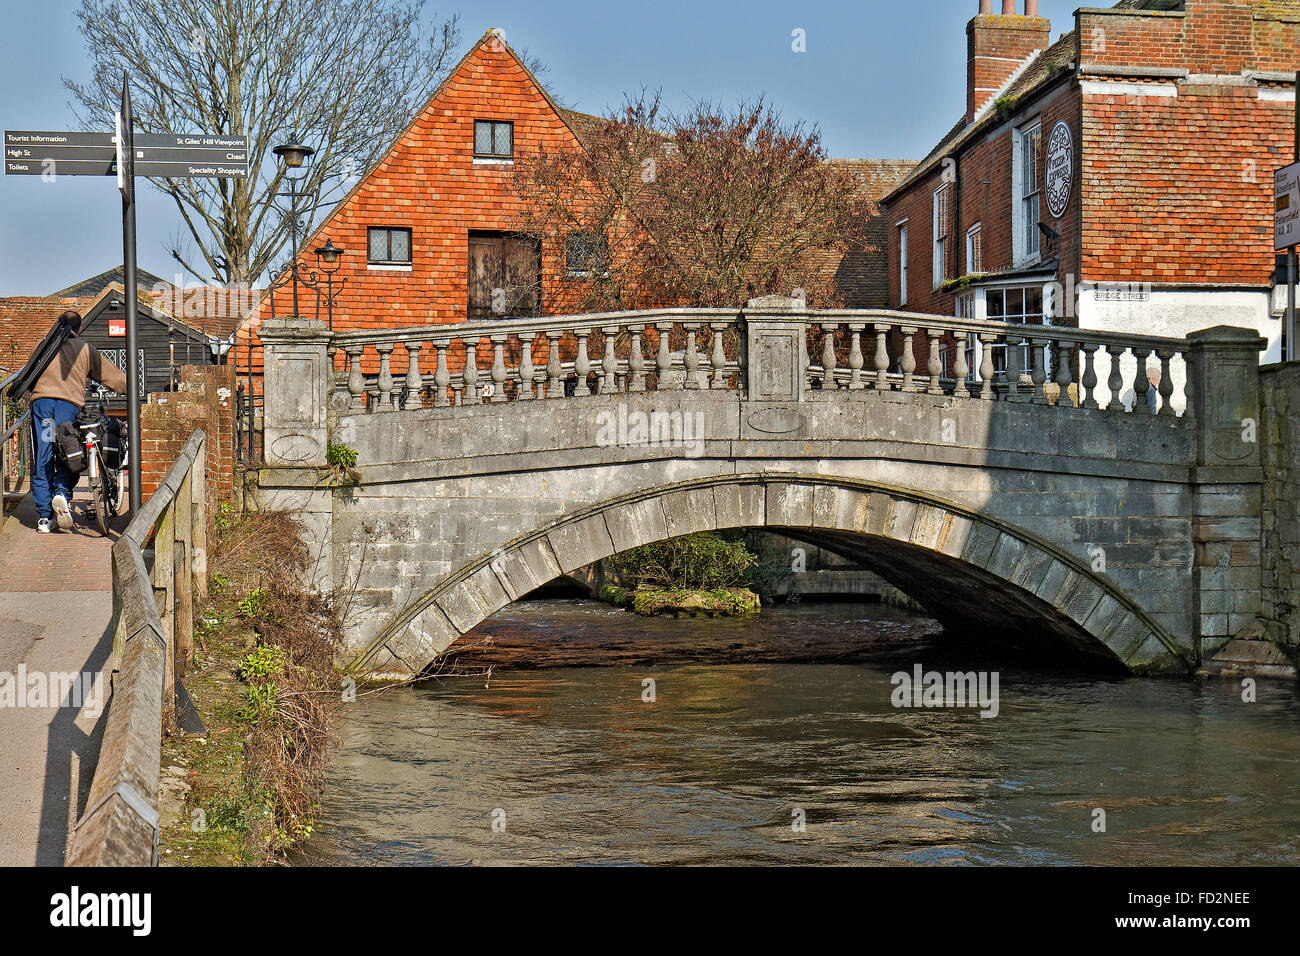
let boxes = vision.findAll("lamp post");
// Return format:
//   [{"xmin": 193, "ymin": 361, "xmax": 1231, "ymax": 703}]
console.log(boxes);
[
  {"xmin": 300, "ymin": 238, "xmax": 348, "ymax": 330},
  {"xmin": 270, "ymin": 134, "xmax": 316, "ymax": 317}
]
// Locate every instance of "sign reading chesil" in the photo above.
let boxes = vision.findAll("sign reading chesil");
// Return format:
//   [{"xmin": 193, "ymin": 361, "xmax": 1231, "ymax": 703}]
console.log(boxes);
[{"xmin": 1275, "ymin": 161, "xmax": 1300, "ymax": 251}]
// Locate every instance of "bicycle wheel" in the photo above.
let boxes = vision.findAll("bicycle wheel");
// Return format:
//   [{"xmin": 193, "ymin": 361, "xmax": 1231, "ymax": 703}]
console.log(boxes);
[{"xmin": 90, "ymin": 451, "xmax": 109, "ymax": 535}]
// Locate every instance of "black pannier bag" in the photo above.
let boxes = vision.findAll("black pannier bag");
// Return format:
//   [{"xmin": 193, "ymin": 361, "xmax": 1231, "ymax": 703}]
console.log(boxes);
[
  {"xmin": 101, "ymin": 416, "xmax": 124, "ymax": 470},
  {"xmin": 54, "ymin": 421, "xmax": 86, "ymax": 474}
]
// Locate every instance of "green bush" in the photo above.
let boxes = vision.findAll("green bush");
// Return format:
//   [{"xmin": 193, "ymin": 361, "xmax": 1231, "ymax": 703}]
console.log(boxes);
[
  {"xmin": 609, "ymin": 531, "xmax": 756, "ymax": 591},
  {"xmin": 327, "ymin": 442, "xmax": 358, "ymax": 469}
]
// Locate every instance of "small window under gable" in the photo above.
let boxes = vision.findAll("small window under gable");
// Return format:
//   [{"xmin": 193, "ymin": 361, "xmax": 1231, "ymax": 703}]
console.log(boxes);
[
  {"xmin": 368, "ymin": 226, "xmax": 412, "ymax": 264},
  {"xmin": 474, "ymin": 120, "xmax": 513, "ymax": 159}
]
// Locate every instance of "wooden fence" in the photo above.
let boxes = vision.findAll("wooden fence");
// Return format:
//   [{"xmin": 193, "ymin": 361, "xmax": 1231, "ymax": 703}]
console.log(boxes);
[{"xmin": 67, "ymin": 430, "xmax": 208, "ymax": 867}]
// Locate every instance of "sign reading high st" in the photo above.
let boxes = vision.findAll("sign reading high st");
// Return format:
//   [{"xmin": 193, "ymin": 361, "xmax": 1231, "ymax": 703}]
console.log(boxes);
[{"xmin": 4, "ymin": 129, "xmax": 249, "ymax": 178}]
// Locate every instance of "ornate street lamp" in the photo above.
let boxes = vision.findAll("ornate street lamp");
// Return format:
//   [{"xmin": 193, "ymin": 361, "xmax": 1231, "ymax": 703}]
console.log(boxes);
[
  {"xmin": 267, "ymin": 133, "xmax": 317, "ymax": 317},
  {"xmin": 301, "ymin": 238, "xmax": 348, "ymax": 330}
]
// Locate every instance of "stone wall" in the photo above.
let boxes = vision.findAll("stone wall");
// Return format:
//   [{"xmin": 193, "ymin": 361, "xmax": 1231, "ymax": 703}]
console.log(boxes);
[{"xmin": 1260, "ymin": 361, "xmax": 1300, "ymax": 648}]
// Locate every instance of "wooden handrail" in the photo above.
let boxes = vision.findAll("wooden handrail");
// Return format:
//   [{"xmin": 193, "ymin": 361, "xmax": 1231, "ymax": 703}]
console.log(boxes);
[{"xmin": 67, "ymin": 430, "xmax": 208, "ymax": 867}]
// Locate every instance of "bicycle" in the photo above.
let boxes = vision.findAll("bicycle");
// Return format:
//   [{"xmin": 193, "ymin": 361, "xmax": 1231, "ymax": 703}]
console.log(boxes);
[{"xmin": 78, "ymin": 404, "xmax": 127, "ymax": 535}]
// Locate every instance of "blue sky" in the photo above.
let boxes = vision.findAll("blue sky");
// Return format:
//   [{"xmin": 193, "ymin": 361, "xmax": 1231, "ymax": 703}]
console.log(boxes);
[{"xmin": 0, "ymin": 0, "xmax": 1084, "ymax": 295}]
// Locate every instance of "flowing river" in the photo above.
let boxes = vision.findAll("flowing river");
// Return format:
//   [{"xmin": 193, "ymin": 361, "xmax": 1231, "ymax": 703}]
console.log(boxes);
[{"xmin": 302, "ymin": 598, "xmax": 1300, "ymax": 866}]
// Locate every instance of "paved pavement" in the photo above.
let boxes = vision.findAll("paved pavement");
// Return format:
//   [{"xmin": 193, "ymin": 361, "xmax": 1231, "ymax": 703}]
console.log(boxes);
[{"xmin": 0, "ymin": 485, "xmax": 126, "ymax": 866}]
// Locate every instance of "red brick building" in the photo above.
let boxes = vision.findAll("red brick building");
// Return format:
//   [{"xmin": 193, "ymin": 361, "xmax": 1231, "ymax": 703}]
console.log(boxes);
[
  {"xmin": 882, "ymin": 0, "xmax": 1298, "ymax": 390},
  {"xmin": 236, "ymin": 30, "xmax": 912, "ymax": 383}
]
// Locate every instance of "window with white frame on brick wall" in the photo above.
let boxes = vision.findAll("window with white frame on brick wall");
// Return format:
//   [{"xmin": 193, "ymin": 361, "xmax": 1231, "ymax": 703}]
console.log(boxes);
[
  {"xmin": 966, "ymin": 222, "xmax": 982, "ymax": 274},
  {"xmin": 1012, "ymin": 121, "xmax": 1041, "ymax": 267},
  {"xmin": 897, "ymin": 222, "xmax": 909, "ymax": 306},
  {"xmin": 932, "ymin": 183, "xmax": 952, "ymax": 287}
]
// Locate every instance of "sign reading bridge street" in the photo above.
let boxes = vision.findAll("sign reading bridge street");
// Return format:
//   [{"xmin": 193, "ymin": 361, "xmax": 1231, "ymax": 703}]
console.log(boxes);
[{"xmin": 4, "ymin": 129, "xmax": 249, "ymax": 179}]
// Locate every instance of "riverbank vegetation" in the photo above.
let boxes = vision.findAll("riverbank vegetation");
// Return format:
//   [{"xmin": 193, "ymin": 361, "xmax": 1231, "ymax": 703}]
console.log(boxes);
[
  {"xmin": 599, "ymin": 531, "xmax": 762, "ymax": 617},
  {"xmin": 158, "ymin": 508, "xmax": 343, "ymax": 865}
]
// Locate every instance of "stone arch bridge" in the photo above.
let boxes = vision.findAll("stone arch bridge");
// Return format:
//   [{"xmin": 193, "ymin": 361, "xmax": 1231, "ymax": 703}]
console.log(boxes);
[{"xmin": 252, "ymin": 298, "xmax": 1269, "ymax": 677}]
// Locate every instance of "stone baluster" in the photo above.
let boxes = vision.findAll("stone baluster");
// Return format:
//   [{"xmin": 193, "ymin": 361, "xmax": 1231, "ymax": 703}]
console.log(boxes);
[
  {"xmin": 1181, "ymin": 350, "xmax": 1195, "ymax": 419},
  {"xmin": 462, "ymin": 336, "xmax": 481, "ymax": 406},
  {"xmin": 820, "ymin": 323, "xmax": 839, "ymax": 390},
  {"xmin": 327, "ymin": 344, "xmax": 344, "ymax": 402},
  {"xmin": 655, "ymin": 322, "xmax": 675, "ymax": 390},
  {"xmin": 683, "ymin": 323, "xmax": 701, "ymax": 389},
  {"xmin": 952, "ymin": 332, "xmax": 970, "ymax": 398},
  {"xmin": 899, "ymin": 326, "xmax": 916, "ymax": 393},
  {"xmin": 710, "ymin": 322, "xmax": 729, "ymax": 389},
  {"xmin": 1104, "ymin": 344, "xmax": 1124, "ymax": 411},
  {"xmin": 1132, "ymin": 348, "xmax": 1151, "ymax": 413},
  {"xmin": 1156, "ymin": 349, "xmax": 1176, "ymax": 416},
  {"xmin": 376, "ymin": 342, "xmax": 395, "ymax": 410},
  {"xmin": 1081, "ymin": 343, "xmax": 1099, "ymax": 410},
  {"xmin": 1054, "ymin": 338, "xmax": 1074, "ymax": 407},
  {"xmin": 574, "ymin": 330, "xmax": 592, "ymax": 397},
  {"xmin": 517, "ymin": 333, "xmax": 536, "ymax": 400},
  {"xmin": 1029, "ymin": 337, "xmax": 1048, "ymax": 405},
  {"xmin": 546, "ymin": 331, "xmax": 564, "ymax": 398},
  {"xmin": 847, "ymin": 323, "xmax": 865, "ymax": 390},
  {"xmin": 404, "ymin": 342, "xmax": 423, "ymax": 410},
  {"xmin": 1004, "ymin": 330, "xmax": 1022, "ymax": 402},
  {"xmin": 978, "ymin": 333, "xmax": 996, "ymax": 400},
  {"xmin": 628, "ymin": 326, "xmax": 647, "ymax": 393},
  {"xmin": 346, "ymin": 345, "xmax": 365, "ymax": 411},
  {"xmin": 600, "ymin": 326, "xmax": 619, "ymax": 394},
  {"xmin": 872, "ymin": 323, "xmax": 891, "ymax": 390},
  {"xmin": 925, "ymin": 328, "xmax": 943, "ymax": 395},
  {"xmin": 433, "ymin": 340, "xmax": 450, "ymax": 408},
  {"xmin": 490, "ymin": 334, "xmax": 508, "ymax": 403}
]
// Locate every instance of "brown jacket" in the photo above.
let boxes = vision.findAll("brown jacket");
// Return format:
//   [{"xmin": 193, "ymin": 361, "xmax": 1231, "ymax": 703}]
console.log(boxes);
[{"xmin": 31, "ymin": 338, "xmax": 128, "ymax": 407}]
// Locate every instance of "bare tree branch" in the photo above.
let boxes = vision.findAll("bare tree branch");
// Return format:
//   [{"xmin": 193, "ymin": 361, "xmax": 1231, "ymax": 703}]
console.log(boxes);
[{"xmin": 64, "ymin": 0, "xmax": 461, "ymax": 287}]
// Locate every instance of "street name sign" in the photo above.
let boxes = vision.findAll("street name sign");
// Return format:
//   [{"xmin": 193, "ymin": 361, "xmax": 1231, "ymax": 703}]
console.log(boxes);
[{"xmin": 1275, "ymin": 161, "xmax": 1300, "ymax": 251}]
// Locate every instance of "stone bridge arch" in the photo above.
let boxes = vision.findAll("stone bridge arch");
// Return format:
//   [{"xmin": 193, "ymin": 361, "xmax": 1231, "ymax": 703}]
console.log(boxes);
[{"xmin": 345, "ymin": 474, "xmax": 1190, "ymax": 677}]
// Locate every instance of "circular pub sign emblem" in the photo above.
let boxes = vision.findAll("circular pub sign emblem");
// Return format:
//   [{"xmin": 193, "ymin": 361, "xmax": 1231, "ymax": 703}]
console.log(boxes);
[{"xmin": 1044, "ymin": 120, "xmax": 1073, "ymax": 219}]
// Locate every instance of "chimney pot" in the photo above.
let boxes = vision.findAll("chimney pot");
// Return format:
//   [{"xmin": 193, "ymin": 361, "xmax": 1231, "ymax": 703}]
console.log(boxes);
[
  {"xmin": 1025, "ymin": 0, "xmax": 1039, "ymax": 14},
  {"xmin": 1002, "ymin": 0, "xmax": 1015, "ymax": 13},
  {"xmin": 980, "ymin": 0, "xmax": 993, "ymax": 12}
]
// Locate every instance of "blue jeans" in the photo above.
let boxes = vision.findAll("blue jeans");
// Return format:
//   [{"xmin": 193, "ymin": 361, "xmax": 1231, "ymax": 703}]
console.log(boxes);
[{"xmin": 31, "ymin": 397, "xmax": 79, "ymax": 521}]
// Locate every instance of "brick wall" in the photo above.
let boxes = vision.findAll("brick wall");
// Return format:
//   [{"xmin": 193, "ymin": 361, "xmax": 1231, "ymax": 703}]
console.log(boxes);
[
  {"xmin": 967, "ymin": 14, "xmax": 1051, "ymax": 122},
  {"xmin": 1260, "ymin": 361, "xmax": 1300, "ymax": 648},
  {"xmin": 886, "ymin": 0, "xmax": 1297, "ymax": 320},
  {"xmin": 138, "ymin": 364, "xmax": 235, "ymax": 516}
]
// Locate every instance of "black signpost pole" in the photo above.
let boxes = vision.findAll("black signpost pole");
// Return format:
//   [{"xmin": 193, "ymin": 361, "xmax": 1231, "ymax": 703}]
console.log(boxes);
[{"xmin": 120, "ymin": 74, "xmax": 142, "ymax": 515}]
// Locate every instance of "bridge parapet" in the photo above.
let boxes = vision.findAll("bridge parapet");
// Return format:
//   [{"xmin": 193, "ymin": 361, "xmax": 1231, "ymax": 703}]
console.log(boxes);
[{"xmin": 317, "ymin": 299, "xmax": 1198, "ymax": 417}]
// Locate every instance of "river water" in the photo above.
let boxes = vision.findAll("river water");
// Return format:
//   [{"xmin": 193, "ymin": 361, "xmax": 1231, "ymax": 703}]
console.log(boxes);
[{"xmin": 303, "ymin": 599, "xmax": 1300, "ymax": 866}]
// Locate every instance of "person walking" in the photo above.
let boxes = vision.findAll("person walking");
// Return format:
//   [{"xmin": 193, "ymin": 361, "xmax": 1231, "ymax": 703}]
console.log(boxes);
[{"xmin": 27, "ymin": 310, "xmax": 127, "ymax": 533}]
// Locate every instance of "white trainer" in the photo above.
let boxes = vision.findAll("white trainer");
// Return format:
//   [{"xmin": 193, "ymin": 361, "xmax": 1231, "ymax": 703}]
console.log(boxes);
[
  {"xmin": 37, "ymin": 518, "xmax": 53, "ymax": 534},
  {"xmin": 51, "ymin": 494, "xmax": 73, "ymax": 530}
]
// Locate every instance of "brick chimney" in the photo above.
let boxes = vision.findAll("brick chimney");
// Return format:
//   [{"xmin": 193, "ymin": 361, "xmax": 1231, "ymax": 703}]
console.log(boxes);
[{"xmin": 967, "ymin": 1, "xmax": 1051, "ymax": 123}]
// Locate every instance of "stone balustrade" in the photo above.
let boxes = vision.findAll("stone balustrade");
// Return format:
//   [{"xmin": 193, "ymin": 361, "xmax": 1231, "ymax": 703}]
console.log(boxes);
[
  {"xmin": 318, "ymin": 300, "xmax": 1197, "ymax": 416},
  {"xmin": 329, "ymin": 308, "xmax": 741, "ymax": 411}
]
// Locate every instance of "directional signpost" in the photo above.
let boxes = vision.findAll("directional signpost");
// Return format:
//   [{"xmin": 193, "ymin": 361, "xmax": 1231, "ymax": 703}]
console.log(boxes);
[{"xmin": 4, "ymin": 73, "xmax": 249, "ymax": 513}]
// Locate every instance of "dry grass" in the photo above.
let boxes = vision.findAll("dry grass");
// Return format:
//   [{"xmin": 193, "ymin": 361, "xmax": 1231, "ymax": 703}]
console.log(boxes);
[{"xmin": 205, "ymin": 509, "xmax": 344, "ymax": 860}]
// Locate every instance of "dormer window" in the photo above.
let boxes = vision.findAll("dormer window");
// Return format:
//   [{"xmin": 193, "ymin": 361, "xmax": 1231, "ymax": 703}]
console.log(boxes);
[{"xmin": 474, "ymin": 120, "xmax": 513, "ymax": 160}]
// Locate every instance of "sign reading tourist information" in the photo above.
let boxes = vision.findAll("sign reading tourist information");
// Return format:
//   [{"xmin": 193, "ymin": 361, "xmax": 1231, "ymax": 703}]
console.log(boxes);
[
  {"xmin": 3, "ymin": 130, "xmax": 116, "ymax": 175},
  {"xmin": 4, "ymin": 130, "xmax": 248, "ymax": 179},
  {"xmin": 1275, "ymin": 161, "xmax": 1300, "ymax": 251},
  {"xmin": 1044, "ymin": 120, "xmax": 1073, "ymax": 220}
]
